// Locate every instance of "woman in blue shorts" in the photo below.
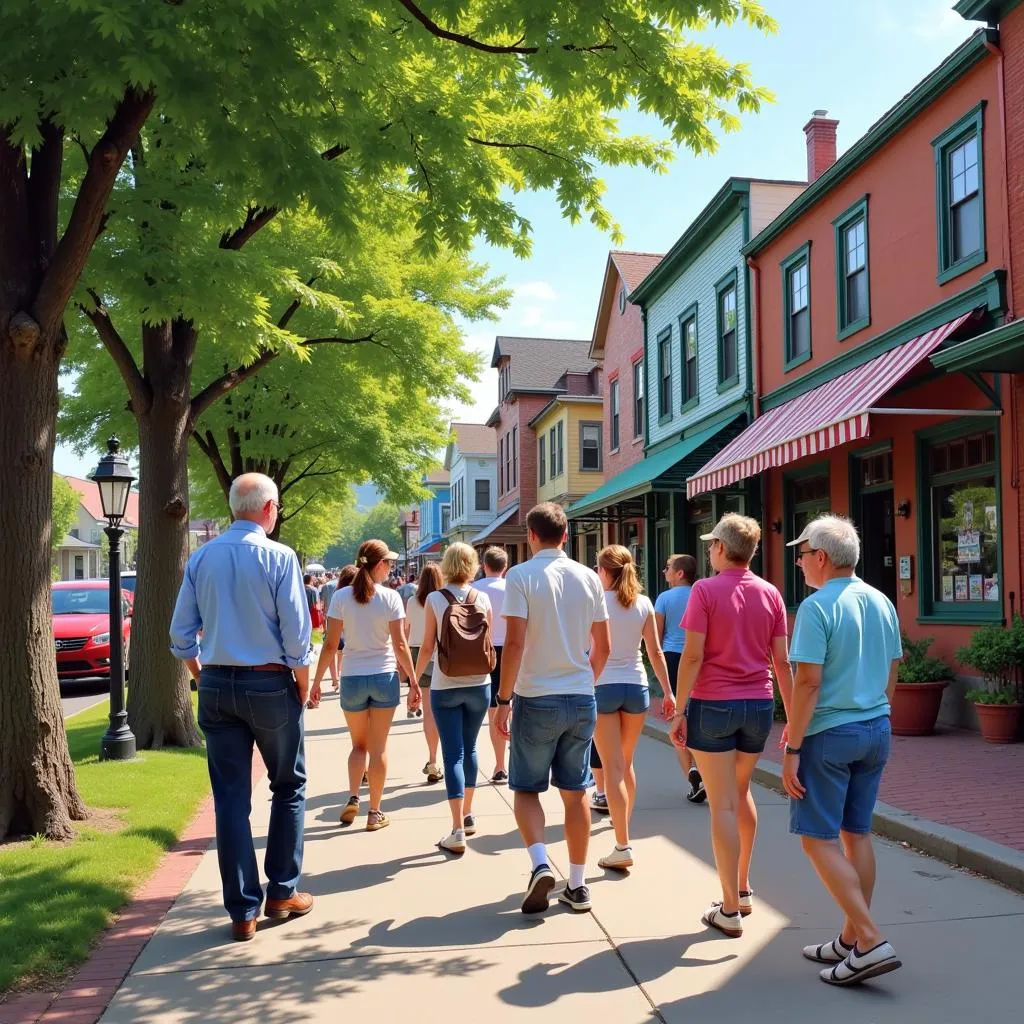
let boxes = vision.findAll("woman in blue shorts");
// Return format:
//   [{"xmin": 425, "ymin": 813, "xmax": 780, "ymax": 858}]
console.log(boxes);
[{"xmin": 593, "ymin": 545, "xmax": 674, "ymax": 871}]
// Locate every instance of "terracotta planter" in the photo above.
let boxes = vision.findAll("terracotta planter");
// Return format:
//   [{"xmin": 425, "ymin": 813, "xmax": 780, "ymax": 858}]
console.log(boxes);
[
  {"xmin": 890, "ymin": 681, "xmax": 948, "ymax": 736},
  {"xmin": 973, "ymin": 702, "xmax": 1023, "ymax": 744}
]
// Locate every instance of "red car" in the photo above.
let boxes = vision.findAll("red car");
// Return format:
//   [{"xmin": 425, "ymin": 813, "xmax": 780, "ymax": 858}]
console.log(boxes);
[{"xmin": 52, "ymin": 580, "xmax": 133, "ymax": 680}]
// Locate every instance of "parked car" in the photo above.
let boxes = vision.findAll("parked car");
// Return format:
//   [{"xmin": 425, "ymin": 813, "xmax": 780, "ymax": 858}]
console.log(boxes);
[{"xmin": 52, "ymin": 581, "xmax": 132, "ymax": 681}]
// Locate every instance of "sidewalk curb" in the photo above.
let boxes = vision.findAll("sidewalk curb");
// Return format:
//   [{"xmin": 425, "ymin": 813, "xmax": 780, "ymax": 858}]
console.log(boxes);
[{"xmin": 642, "ymin": 718, "xmax": 1024, "ymax": 895}]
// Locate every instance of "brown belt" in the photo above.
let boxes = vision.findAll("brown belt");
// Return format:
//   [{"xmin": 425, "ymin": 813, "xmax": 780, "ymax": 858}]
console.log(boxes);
[{"xmin": 205, "ymin": 663, "xmax": 289, "ymax": 673}]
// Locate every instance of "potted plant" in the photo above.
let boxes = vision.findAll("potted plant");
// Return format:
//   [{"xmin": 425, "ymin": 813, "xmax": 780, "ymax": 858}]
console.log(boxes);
[
  {"xmin": 891, "ymin": 634, "xmax": 951, "ymax": 736},
  {"xmin": 957, "ymin": 618, "xmax": 1024, "ymax": 744}
]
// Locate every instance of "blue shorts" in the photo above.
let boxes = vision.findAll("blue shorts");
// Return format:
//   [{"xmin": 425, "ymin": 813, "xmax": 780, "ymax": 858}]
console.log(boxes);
[
  {"xmin": 790, "ymin": 716, "xmax": 891, "ymax": 840},
  {"xmin": 509, "ymin": 694, "xmax": 596, "ymax": 793},
  {"xmin": 596, "ymin": 684, "xmax": 650, "ymax": 716},
  {"xmin": 340, "ymin": 672, "xmax": 401, "ymax": 712},
  {"xmin": 686, "ymin": 697, "xmax": 773, "ymax": 754}
]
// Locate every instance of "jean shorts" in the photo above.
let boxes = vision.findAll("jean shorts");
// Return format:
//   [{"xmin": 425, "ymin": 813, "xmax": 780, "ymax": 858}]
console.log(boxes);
[
  {"xmin": 790, "ymin": 716, "xmax": 891, "ymax": 840},
  {"xmin": 340, "ymin": 672, "xmax": 401, "ymax": 712},
  {"xmin": 509, "ymin": 693, "xmax": 596, "ymax": 793},
  {"xmin": 686, "ymin": 697, "xmax": 774, "ymax": 754},
  {"xmin": 409, "ymin": 647, "xmax": 432, "ymax": 687},
  {"xmin": 596, "ymin": 684, "xmax": 650, "ymax": 716}
]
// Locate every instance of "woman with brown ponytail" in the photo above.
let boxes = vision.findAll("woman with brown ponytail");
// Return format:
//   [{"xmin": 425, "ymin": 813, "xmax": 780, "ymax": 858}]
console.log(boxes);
[
  {"xmin": 313, "ymin": 540, "xmax": 419, "ymax": 831},
  {"xmin": 593, "ymin": 544, "xmax": 674, "ymax": 871}
]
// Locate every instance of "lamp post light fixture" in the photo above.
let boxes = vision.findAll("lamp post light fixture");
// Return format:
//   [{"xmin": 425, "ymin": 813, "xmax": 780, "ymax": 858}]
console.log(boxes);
[{"xmin": 90, "ymin": 436, "xmax": 137, "ymax": 762}]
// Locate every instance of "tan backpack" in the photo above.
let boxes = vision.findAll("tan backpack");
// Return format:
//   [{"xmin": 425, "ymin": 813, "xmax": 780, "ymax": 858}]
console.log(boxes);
[{"xmin": 437, "ymin": 588, "xmax": 497, "ymax": 677}]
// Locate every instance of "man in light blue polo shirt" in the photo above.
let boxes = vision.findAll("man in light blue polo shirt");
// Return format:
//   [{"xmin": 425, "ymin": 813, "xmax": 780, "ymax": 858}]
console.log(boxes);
[{"xmin": 782, "ymin": 514, "xmax": 902, "ymax": 988}]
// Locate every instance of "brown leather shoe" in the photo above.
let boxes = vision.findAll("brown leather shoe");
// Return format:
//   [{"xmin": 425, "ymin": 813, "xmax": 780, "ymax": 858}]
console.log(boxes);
[
  {"xmin": 264, "ymin": 891, "xmax": 314, "ymax": 920},
  {"xmin": 232, "ymin": 919, "xmax": 257, "ymax": 942}
]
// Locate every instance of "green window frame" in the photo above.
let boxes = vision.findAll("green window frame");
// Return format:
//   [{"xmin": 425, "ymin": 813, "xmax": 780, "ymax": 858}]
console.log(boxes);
[
  {"xmin": 916, "ymin": 417, "xmax": 1003, "ymax": 624},
  {"xmin": 834, "ymin": 197, "xmax": 871, "ymax": 340},
  {"xmin": 783, "ymin": 464, "xmax": 830, "ymax": 609},
  {"xmin": 781, "ymin": 242, "xmax": 812, "ymax": 371},
  {"xmin": 679, "ymin": 302, "xmax": 699, "ymax": 413},
  {"xmin": 632, "ymin": 358, "xmax": 644, "ymax": 439},
  {"xmin": 933, "ymin": 102, "xmax": 986, "ymax": 285},
  {"xmin": 657, "ymin": 326, "xmax": 673, "ymax": 423},
  {"xmin": 715, "ymin": 269, "xmax": 740, "ymax": 392}
]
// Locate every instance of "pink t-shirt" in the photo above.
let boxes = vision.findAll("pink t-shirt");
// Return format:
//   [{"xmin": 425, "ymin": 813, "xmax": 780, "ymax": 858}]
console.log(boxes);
[{"xmin": 680, "ymin": 569, "xmax": 787, "ymax": 701}]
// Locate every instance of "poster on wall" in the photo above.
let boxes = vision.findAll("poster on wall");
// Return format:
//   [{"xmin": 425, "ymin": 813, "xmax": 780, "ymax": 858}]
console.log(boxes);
[
  {"xmin": 985, "ymin": 506, "xmax": 997, "ymax": 533},
  {"xmin": 962, "ymin": 501, "xmax": 974, "ymax": 529},
  {"xmin": 955, "ymin": 576, "xmax": 969, "ymax": 601},
  {"xmin": 942, "ymin": 576, "xmax": 955, "ymax": 602},
  {"xmin": 969, "ymin": 575, "xmax": 984, "ymax": 602},
  {"xmin": 957, "ymin": 530, "xmax": 981, "ymax": 563},
  {"xmin": 984, "ymin": 576, "xmax": 1000, "ymax": 602}
]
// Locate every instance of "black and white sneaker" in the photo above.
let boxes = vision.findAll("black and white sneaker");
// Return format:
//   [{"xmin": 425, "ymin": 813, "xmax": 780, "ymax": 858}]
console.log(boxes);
[
  {"xmin": 558, "ymin": 884, "xmax": 592, "ymax": 912},
  {"xmin": 491, "ymin": 770, "xmax": 509, "ymax": 785},
  {"xmin": 463, "ymin": 815, "xmax": 476, "ymax": 836},
  {"xmin": 589, "ymin": 792, "xmax": 609, "ymax": 813},
  {"xmin": 521, "ymin": 864, "xmax": 556, "ymax": 915},
  {"xmin": 686, "ymin": 767, "xmax": 707, "ymax": 804},
  {"xmin": 820, "ymin": 941, "xmax": 901, "ymax": 986}
]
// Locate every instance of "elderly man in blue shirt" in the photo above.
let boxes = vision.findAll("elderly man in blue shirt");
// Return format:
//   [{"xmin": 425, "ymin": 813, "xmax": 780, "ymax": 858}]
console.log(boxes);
[
  {"xmin": 170, "ymin": 472, "xmax": 314, "ymax": 942},
  {"xmin": 783, "ymin": 514, "xmax": 903, "ymax": 988}
]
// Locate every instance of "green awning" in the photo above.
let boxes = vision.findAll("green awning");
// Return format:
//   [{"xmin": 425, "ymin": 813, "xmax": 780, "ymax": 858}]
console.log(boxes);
[
  {"xmin": 930, "ymin": 318, "xmax": 1024, "ymax": 373},
  {"xmin": 568, "ymin": 416, "xmax": 743, "ymax": 520}
]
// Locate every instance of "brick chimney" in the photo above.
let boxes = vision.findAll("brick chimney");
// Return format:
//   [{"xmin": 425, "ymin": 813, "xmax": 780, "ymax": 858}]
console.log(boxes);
[{"xmin": 803, "ymin": 109, "xmax": 839, "ymax": 183}]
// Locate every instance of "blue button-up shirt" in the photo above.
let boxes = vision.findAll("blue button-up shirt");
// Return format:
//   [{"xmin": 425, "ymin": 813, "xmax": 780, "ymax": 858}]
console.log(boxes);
[{"xmin": 169, "ymin": 521, "xmax": 312, "ymax": 669}]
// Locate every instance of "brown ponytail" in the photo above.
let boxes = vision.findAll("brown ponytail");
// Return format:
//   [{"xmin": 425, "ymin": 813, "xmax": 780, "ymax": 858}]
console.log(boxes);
[
  {"xmin": 336, "ymin": 564, "xmax": 358, "ymax": 589},
  {"xmin": 598, "ymin": 544, "xmax": 642, "ymax": 609},
  {"xmin": 353, "ymin": 539, "xmax": 389, "ymax": 604},
  {"xmin": 416, "ymin": 563, "xmax": 443, "ymax": 607}
]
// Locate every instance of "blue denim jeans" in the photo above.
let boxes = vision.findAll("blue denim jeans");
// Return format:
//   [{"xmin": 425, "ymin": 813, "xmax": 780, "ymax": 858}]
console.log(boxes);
[
  {"xmin": 430, "ymin": 685, "xmax": 490, "ymax": 799},
  {"xmin": 198, "ymin": 667, "xmax": 306, "ymax": 922},
  {"xmin": 509, "ymin": 693, "xmax": 597, "ymax": 793}
]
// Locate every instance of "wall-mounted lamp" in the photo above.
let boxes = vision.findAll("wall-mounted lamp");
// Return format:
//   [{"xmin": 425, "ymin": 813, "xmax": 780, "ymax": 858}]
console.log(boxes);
[
  {"xmin": 896, "ymin": 500, "xmax": 911, "ymax": 519},
  {"xmin": 770, "ymin": 519, "xmax": 783, "ymax": 534}
]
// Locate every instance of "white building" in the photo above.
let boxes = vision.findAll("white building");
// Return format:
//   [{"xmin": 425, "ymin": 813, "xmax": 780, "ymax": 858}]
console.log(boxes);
[{"xmin": 444, "ymin": 423, "xmax": 498, "ymax": 546}]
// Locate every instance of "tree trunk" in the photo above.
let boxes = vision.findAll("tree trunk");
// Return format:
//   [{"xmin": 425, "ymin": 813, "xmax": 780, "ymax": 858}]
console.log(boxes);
[
  {"xmin": 127, "ymin": 323, "xmax": 202, "ymax": 749},
  {"xmin": 0, "ymin": 319, "xmax": 87, "ymax": 840}
]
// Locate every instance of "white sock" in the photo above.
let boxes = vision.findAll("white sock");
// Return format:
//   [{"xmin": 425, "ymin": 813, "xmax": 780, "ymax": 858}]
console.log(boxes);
[
  {"xmin": 615, "ymin": 843, "xmax": 631, "ymax": 852},
  {"xmin": 569, "ymin": 864, "xmax": 586, "ymax": 889},
  {"xmin": 528, "ymin": 843, "xmax": 549, "ymax": 870},
  {"xmin": 594, "ymin": 790, "xmax": 605, "ymax": 799}
]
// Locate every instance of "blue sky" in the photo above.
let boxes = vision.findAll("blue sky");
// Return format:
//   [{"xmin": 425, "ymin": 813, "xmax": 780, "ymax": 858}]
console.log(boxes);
[{"xmin": 55, "ymin": 0, "xmax": 980, "ymax": 479}]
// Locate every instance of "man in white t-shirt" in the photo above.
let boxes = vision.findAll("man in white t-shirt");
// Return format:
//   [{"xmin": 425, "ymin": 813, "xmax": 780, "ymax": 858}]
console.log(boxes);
[
  {"xmin": 475, "ymin": 547, "xmax": 509, "ymax": 784},
  {"xmin": 495, "ymin": 503, "xmax": 610, "ymax": 916}
]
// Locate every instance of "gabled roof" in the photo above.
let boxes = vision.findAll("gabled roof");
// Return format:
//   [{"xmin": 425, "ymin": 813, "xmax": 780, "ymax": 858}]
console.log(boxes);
[
  {"xmin": 423, "ymin": 467, "xmax": 450, "ymax": 487},
  {"xmin": 490, "ymin": 336, "xmax": 595, "ymax": 392},
  {"xmin": 451, "ymin": 423, "xmax": 496, "ymax": 456},
  {"xmin": 63, "ymin": 475, "xmax": 140, "ymax": 528},
  {"xmin": 611, "ymin": 251, "xmax": 663, "ymax": 293},
  {"xmin": 590, "ymin": 251, "xmax": 664, "ymax": 358}
]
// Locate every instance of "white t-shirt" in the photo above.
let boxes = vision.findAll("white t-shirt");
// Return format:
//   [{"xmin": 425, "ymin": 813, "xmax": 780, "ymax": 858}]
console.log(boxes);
[
  {"xmin": 474, "ymin": 576, "xmax": 507, "ymax": 646},
  {"xmin": 425, "ymin": 585, "xmax": 492, "ymax": 691},
  {"xmin": 406, "ymin": 595, "xmax": 428, "ymax": 647},
  {"xmin": 502, "ymin": 548, "xmax": 608, "ymax": 698},
  {"xmin": 598, "ymin": 592, "xmax": 654, "ymax": 687},
  {"xmin": 328, "ymin": 584, "xmax": 405, "ymax": 676}
]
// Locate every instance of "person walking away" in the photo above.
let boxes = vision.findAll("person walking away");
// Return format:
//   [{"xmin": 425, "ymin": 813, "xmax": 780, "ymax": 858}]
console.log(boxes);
[
  {"xmin": 398, "ymin": 574, "xmax": 417, "ymax": 606},
  {"xmin": 655, "ymin": 554, "xmax": 705, "ymax": 803},
  {"xmin": 169, "ymin": 473, "xmax": 313, "ymax": 942},
  {"xmin": 475, "ymin": 546, "xmax": 510, "ymax": 784},
  {"xmin": 413, "ymin": 543, "xmax": 495, "ymax": 853},
  {"xmin": 407, "ymin": 565, "xmax": 443, "ymax": 765},
  {"xmin": 304, "ymin": 574, "xmax": 324, "ymax": 633},
  {"xmin": 495, "ymin": 503, "xmax": 610, "ymax": 914},
  {"xmin": 670, "ymin": 514, "xmax": 794, "ymax": 939},
  {"xmin": 319, "ymin": 572, "xmax": 340, "ymax": 687},
  {"xmin": 312, "ymin": 540, "xmax": 419, "ymax": 831},
  {"xmin": 784, "ymin": 515, "xmax": 903, "ymax": 986},
  {"xmin": 593, "ymin": 545, "xmax": 675, "ymax": 871}
]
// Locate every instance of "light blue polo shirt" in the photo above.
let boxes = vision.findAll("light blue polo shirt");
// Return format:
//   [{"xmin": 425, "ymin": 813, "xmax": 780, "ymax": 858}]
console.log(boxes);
[
  {"xmin": 790, "ymin": 575, "xmax": 902, "ymax": 737},
  {"xmin": 654, "ymin": 585, "xmax": 691, "ymax": 653}
]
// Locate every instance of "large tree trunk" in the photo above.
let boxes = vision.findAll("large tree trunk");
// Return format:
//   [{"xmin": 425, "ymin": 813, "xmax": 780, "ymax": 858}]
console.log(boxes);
[
  {"xmin": 127, "ymin": 322, "xmax": 202, "ymax": 749},
  {"xmin": 0, "ymin": 319, "xmax": 87, "ymax": 839}
]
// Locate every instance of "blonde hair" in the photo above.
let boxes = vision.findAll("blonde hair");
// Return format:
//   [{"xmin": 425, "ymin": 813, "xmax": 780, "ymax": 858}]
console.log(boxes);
[
  {"xmin": 597, "ymin": 544, "xmax": 642, "ymax": 609},
  {"xmin": 440, "ymin": 542, "xmax": 479, "ymax": 585},
  {"xmin": 715, "ymin": 513, "xmax": 761, "ymax": 565}
]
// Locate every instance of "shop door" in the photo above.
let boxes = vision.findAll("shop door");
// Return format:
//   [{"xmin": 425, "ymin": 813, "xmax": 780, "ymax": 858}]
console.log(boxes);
[{"xmin": 860, "ymin": 489, "xmax": 897, "ymax": 604}]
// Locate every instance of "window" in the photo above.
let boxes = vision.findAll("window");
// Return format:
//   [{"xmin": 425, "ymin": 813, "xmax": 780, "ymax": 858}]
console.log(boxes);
[
  {"xmin": 715, "ymin": 270, "xmax": 739, "ymax": 389},
  {"xmin": 539, "ymin": 435, "xmax": 546, "ymax": 486},
  {"xmin": 657, "ymin": 327, "xmax": 672, "ymax": 421},
  {"xmin": 933, "ymin": 103, "xmax": 986, "ymax": 284},
  {"xmin": 609, "ymin": 378, "xmax": 620, "ymax": 450},
  {"xmin": 833, "ymin": 197, "xmax": 870, "ymax": 339},
  {"xmin": 580, "ymin": 422, "xmax": 602, "ymax": 471},
  {"xmin": 556, "ymin": 421, "xmax": 564, "ymax": 477},
  {"xmin": 498, "ymin": 436, "xmax": 504, "ymax": 495},
  {"xmin": 633, "ymin": 360, "xmax": 644, "ymax": 438},
  {"xmin": 785, "ymin": 469, "xmax": 830, "ymax": 606},
  {"xmin": 504, "ymin": 432, "xmax": 511, "ymax": 492},
  {"xmin": 919, "ymin": 423, "xmax": 1001, "ymax": 620},
  {"xmin": 679, "ymin": 305, "xmax": 698, "ymax": 408},
  {"xmin": 441, "ymin": 505, "xmax": 451, "ymax": 535},
  {"xmin": 618, "ymin": 287, "xmax": 627, "ymax": 315},
  {"xmin": 475, "ymin": 479, "xmax": 490, "ymax": 511},
  {"xmin": 781, "ymin": 244, "xmax": 811, "ymax": 369},
  {"xmin": 74, "ymin": 555, "xmax": 84, "ymax": 580},
  {"xmin": 512, "ymin": 426, "xmax": 518, "ymax": 487},
  {"xmin": 549, "ymin": 426, "xmax": 557, "ymax": 478}
]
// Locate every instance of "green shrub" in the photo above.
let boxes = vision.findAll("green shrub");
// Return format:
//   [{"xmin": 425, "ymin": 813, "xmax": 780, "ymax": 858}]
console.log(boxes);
[{"xmin": 897, "ymin": 633, "xmax": 951, "ymax": 683}]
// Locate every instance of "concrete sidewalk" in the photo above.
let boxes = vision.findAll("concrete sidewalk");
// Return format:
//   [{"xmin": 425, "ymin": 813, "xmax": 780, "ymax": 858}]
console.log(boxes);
[{"xmin": 103, "ymin": 693, "xmax": 1024, "ymax": 1023}]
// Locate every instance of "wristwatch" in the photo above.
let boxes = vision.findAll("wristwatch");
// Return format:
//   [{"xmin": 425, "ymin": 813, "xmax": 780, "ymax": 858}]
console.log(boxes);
[
  {"xmin": 496, "ymin": 695, "xmax": 512, "ymax": 706},
  {"xmin": 785, "ymin": 744, "xmax": 802, "ymax": 755}
]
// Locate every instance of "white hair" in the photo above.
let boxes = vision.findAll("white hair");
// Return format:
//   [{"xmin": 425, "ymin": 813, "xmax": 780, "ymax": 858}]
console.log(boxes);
[
  {"xmin": 229, "ymin": 473, "xmax": 278, "ymax": 516},
  {"xmin": 805, "ymin": 514, "xmax": 860, "ymax": 569}
]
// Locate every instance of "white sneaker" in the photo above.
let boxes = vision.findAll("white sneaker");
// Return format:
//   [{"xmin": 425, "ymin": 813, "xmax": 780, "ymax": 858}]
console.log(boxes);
[
  {"xmin": 738, "ymin": 889, "xmax": 754, "ymax": 916},
  {"xmin": 438, "ymin": 829, "xmax": 466, "ymax": 854},
  {"xmin": 820, "ymin": 941, "xmax": 901, "ymax": 986},
  {"xmin": 701, "ymin": 901, "xmax": 743, "ymax": 938},
  {"xmin": 803, "ymin": 935, "xmax": 853, "ymax": 964},
  {"xmin": 598, "ymin": 845, "xmax": 634, "ymax": 870}
]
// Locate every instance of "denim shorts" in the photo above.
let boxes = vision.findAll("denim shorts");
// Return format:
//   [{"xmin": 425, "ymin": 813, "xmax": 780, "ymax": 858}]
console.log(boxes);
[
  {"xmin": 790, "ymin": 716, "xmax": 891, "ymax": 840},
  {"xmin": 510, "ymin": 693, "xmax": 596, "ymax": 793},
  {"xmin": 409, "ymin": 648, "xmax": 432, "ymax": 687},
  {"xmin": 340, "ymin": 672, "xmax": 401, "ymax": 712},
  {"xmin": 686, "ymin": 697, "xmax": 774, "ymax": 754},
  {"xmin": 596, "ymin": 684, "xmax": 650, "ymax": 716}
]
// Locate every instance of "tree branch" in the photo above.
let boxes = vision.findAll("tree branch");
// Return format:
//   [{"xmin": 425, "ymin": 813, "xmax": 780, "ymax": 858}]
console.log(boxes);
[
  {"xmin": 468, "ymin": 136, "xmax": 573, "ymax": 163},
  {"xmin": 281, "ymin": 464, "xmax": 346, "ymax": 495},
  {"xmin": 27, "ymin": 120, "xmax": 64, "ymax": 264},
  {"xmin": 219, "ymin": 205, "xmax": 279, "ymax": 250},
  {"xmin": 191, "ymin": 429, "xmax": 233, "ymax": 503},
  {"xmin": 280, "ymin": 490, "xmax": 318, "ymax": 524},
  {"xmin": 79, "ymin": 289, "xmax": 151, "ymax": 414}
]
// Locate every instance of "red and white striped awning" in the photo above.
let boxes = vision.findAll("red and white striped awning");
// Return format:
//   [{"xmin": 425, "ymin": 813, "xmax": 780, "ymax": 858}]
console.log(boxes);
[{"xmin": 686, "ymin": 313, "xmax": 974, "ymax": 498}]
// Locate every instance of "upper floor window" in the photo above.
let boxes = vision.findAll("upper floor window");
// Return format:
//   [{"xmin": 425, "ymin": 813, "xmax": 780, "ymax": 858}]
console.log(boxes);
[
  {"xmin": 679, "ymin": 305, "xmax": 698, "ymax": 408},
  {"xmin": 549, "ymin": 421, "xmax": 564, "ymax": 478},
  {"xmin": 557, "ymin": 420, "xmax": 564, "ymax": 477},
  {"xmin": 633, "ymin": 359, "xmax": 644, "ymax": 438},
  {"xmin": 618, "ymin": 286, "xmax": 627, "ymax": 315},
  {"xmin": 609, "ymin": 378, "xmax": 620, "ymax": 451},
  {"xmin": 580, "ymin": 422, "xmax": 602, "ymax": 471},
  {"xmin": 933, "ymin": 103, "xmax": 986, "ymax": 284},
  {"xmin": 657, "ymin": 328, "xmax": 672, "ymax": 421},
  {"xmin": 834, "ymin": 197, "xmax": 870, "ymax": 339},
  {"xmin": 539, "ymin": 435, "xmax": 546, "ymax": 486},
  {"xmin": 498, "ymin": 436, "xmax": 504, "ymax": 495},
  {"xmin": 475, "ymin": 478, "xmax": 490, "ymax": 512},
  {"xmin": 781, "ymin": 244, "xmax": 810, "ymax": 370},
  {"xmin": 715, "ymin": 270, "xmax": 739, "ymax": 389},
  {"xmin": 511, "ymin": 426, "xmax": 518, "ymax": 487},
  {"xmin": 441, "ymin": 504, "xmax": 451, "ymax": 535}
]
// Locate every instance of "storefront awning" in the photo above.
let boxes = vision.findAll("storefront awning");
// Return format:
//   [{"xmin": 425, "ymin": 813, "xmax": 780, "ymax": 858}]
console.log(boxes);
[
  {"xmin": 569, "ymin": 417, "xmax": 743, "ymax": 520},
  {"xmin": 470, "ymin": 503, "xmax": 519, "ymax": 545},
  {"xmin": 687, "ymin": 312, "xmax": 974, "ymax": 498},
  {"xmin": 411, "ymin": 537, "xmax": 443, "ymax": 556}
]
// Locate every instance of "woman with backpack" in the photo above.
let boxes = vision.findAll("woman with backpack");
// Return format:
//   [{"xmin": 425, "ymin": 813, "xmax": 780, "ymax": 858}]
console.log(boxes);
[
  {"xmin": 312, "ymin": 540, "xmax": 419, "ymax": 832},
  {"xmin": 412, "ymin": 542, "xmax": 496, "ymax": 854},
  {"xmin": 593, "ymin": 544, "xmax": 675, "ymax": 872}
]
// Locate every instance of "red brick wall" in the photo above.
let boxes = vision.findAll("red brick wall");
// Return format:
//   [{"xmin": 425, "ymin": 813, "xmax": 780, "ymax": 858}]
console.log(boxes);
[
  {"xmin": 603, "ymin": 274, "xmax": 647, "ymax": 479},
  {"xmin": 496, "ymin": 392, "xmax": 548, "ymax": 520}
]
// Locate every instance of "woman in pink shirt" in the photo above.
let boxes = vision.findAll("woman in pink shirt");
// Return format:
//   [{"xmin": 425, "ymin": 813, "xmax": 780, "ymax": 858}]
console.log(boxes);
[{"xmin": 670, "ymin": 514, "xmax": 794, "ymax": 940}]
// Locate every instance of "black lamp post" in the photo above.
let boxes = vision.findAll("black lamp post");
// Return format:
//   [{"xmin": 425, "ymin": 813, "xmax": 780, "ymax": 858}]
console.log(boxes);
[{"xmin": 90, "ymin": 437, "xmax": 137, "ymax": 762}]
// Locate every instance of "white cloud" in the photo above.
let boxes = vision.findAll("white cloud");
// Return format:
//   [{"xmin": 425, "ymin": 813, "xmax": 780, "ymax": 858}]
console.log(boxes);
[{"xmin": 513, "ymin": 280, "xmax": 558, "ymax": 302}]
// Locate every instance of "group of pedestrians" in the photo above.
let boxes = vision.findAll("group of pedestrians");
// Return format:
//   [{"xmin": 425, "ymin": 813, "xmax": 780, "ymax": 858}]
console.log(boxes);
[{"xmin": 170, "ymin": 472, "xmax": 903, "ymax": 989}]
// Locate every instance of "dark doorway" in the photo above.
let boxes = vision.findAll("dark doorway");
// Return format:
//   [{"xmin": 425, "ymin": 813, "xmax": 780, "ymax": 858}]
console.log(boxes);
[{"xmin": 860, "ymin": 489, "xmax": 897, "ymax": 603}]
